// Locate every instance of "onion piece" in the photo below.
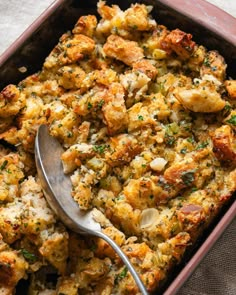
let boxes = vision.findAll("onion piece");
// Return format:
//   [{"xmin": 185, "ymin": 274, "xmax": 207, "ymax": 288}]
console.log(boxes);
[
  {"xmin": 140, "ymin": 208, "xmax": 159, "ymax": 229},
  {"xmin": 150, "ymin": 157, "xmax": 167, "ymax": 171}
]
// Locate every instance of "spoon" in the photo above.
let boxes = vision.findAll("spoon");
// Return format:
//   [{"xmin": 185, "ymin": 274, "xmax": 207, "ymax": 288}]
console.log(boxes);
[{"xmin": 35, "ymin": 124, "xmax": 148, "ymax": 295}]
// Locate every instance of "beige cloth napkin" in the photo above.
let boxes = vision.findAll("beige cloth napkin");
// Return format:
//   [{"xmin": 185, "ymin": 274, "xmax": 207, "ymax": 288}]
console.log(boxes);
[{"xmin": 0, "ymin": 1, "xmax": 235, "ymax": 294}]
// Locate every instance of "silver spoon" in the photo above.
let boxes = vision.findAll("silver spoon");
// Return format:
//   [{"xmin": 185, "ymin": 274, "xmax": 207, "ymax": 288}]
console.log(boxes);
[{"xmin": 35, "ymin": 124, "xmax": 148, "ymax": 295}]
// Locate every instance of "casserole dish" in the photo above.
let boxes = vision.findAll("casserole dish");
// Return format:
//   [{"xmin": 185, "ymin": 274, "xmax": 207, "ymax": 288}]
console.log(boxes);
[{"xmin": 0, "ymin": 0, "xmax": 235, "ymax": 294}]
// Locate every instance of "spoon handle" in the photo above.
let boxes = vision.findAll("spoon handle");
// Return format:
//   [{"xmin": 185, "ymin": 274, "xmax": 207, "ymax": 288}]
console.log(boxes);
[{"xmin": 96, "ymin": 231, "xmax": 149, "ymax": 295}]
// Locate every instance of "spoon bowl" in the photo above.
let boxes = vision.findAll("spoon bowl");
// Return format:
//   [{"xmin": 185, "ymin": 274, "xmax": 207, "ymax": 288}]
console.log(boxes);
[{"xmin": 35, "ymin": 124, "xmax": 148, "ymax": 295}]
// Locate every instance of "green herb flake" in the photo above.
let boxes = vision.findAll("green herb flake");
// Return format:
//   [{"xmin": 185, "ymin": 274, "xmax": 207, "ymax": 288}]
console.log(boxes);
[
  {"xmin": 196, "ymin": 141, "xmax": 209, "ymax": 150},
  {"xmin": 119, "ymin": 266, "xmax": 128, "ymax": 279},
  {"xmin": 203, "ymin": 57, "xmax": 211, "ymax": 67},
  {"xmin": 21, "ymin": 249, "xmax": 37, "ymax": 263},
  {"xmin": 165, "ymin": 135, "xmax": 175, "ymax": 146},
  {"xmin": 0, "ymin": 160, "xmax": 8, "ymax": 171},
  {"xmin": 90, "ymin": 244, "xmax": 97, "ymax": 252},
  {"xmin": 115, "ymin": 266, "xmax": 128, "ymax": 284},
  {"xmin": 181, "ymin": 170, "xmax": 195, "ymax": 186},
  {"xmin": 138, "ymin": 115, "xmax": 144, "ymax": 121},
  {"xmin": 226, "ymin": 115, "xmax": 236, "ymax": 126},
  {"xmin": 223, "ymin": 103, "xmax": 232, "ymax": 112},
  {"xmin": 180, "ymin": 148, "xmax": 187, "ymax": 154},
  {"xmin": 187, "ymin": 137, "xmax": 195, "ymax": 143},
  {"xmin": 87, "ymin": 102, "xmax": 93, "ymax": 110},
  {"xmin": 132, "ymin": 24, "xmax": 138, "ymax": 30},
  {"xmin": 93, "ymin": 145, "xmax": 108, "ymax": 154},
  {"xmin": 191, "ymin": 187, "xmax": 198, "ymax": 192},
  {"xmin": 97, "ymin": 99, "xmax": 105, "ymax": 108},
  {"xmin": 67, "ymin": 131, "xmax": 73, "ymax": 138},
  {"xmin": 113, "ymin": 26, "xmax": 119, "ymax": 34},
  {"xmin": 18, "ymin": 84, "xmax": 25, "ymax": 91}
]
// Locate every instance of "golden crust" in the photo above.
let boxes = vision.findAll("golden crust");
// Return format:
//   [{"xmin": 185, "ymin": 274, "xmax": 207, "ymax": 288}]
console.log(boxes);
[
  {"xmin": 161, "ymin": 29, "xmax": 195, "ymax": 59},
  {"xmin": 0, "ymin": 85, "xmax": 25, "ymax": 118},
  {"xmin": 103, "ymin": 35, "xmax": 144, "ymax": 66},
  {"xmin": 44, "ymin": 34, "xmax": 95, "ymax": 68},
  {"xmin": 0, "ymin": 250, "xmax": 28, "ymax": 287},
  {"xmin": 225, "ymin": 80, "xmax": 236, "ymax": 99},
  {"xmin": 72, "ymin": 15, "xmax": 97, "ymax": 37},
  {"xmin": 211, "ymin": 125, "xmax": 236, "ymax": 165},
  {"xmin": 132, "ymin": 59, "xmax": 158, "ymax": 80},
  {"xmin": 200, "ymin": 50, "xmax": 226, "ymax": 81}
]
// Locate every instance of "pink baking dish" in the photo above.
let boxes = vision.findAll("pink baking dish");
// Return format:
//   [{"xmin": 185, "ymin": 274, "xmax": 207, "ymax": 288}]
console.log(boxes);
[{"xmin": 0, "ymin": 0, "xmax": 235, "ymax": 294}]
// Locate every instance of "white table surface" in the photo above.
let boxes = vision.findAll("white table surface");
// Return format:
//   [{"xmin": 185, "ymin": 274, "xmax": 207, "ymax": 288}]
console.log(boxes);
[{"xmin": 0, "ymin": 1, "xmax": 235, "ymax": 295}]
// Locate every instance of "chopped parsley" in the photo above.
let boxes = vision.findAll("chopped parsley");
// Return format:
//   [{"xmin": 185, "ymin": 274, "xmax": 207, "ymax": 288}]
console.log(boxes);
[
  {"xmin": 115, "ymin": 267, "xmax": 128, "ymax": 284},
  {"xmin": 97, "ymin": 99, "xmax": 105, "ymax": 108},
  {"xmin": 164, "ymin": 123, "xmax": 179, "ymax": 146},
  {"xmin": 191, "ymin": 187, "xmax": 198, "ymax": 192},
  {"xmin": 119, "ymin": 266, "xmax": 128, "ymax": 279},
  {"xmin": 180, "ymin": 148, "xmax": 187, "ymax": 154},
  {"xmin": 131, "ymin": 24, "xmax": 138, "ymax": 30},
  {"xmin": 67, "ymin": 131, "xmax": 73, "ymax": 138},
  {"xmin": 165, "ymin": 135, "xmax": 175, "ymax": 146},
  {"xmin": 21, "ymin": 249, "xmax": 37, "ymax": 263},
  {"xmin": 223, "ymin": 103, "xmax": 232, "ymax": 113},
  {"xmin": 93, "ymin": 145, "xmax": 108, "ymax": 154},
  {"xmin": 203, "ymin": 56, "xmax": 211, "ymax": 67},
  {"xmin": 87, "ymin": 102, "xmax": 93, "ymax": 110},
  {"xmin": 187, "ymin": 137, "xmax": 195, "ymax": 144},
  {"xmin": 226, "ymin": 115, "xmax": 236, "ymax": 126},
  {"xmin": 0, "ymin": 160, "xmax": 8, "ymax": 171},
  {"xmin": 196, "ymin": 141, "xmax": 209, "ymax": 150},
  {"xmin": 181, "ymin": 170, "xmax": 195, "ymax": 186},
  {"xmin": 138, "ymin": 115, "xmax": 144, "ymax": 121}
]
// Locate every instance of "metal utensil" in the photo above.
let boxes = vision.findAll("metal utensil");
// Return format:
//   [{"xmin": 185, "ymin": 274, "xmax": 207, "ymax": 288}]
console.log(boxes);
[{"xmin": 35, "ymin": 124, "xmax": 148, "ymax": 295}]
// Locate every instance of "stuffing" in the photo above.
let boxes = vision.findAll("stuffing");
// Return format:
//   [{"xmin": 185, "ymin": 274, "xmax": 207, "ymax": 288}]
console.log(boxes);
[
  {"xmin": 161, "ymin": 29, "xmax": 196, "ymax": 59},
  {"xmin": 211, "ymin": 125, "xmax": 236, "ymax": 165},
  {"xmin": 103, "ymin": 35, "xmax": 144, "ymax": 66},
  {"xmin": 105, "ymin": 134, "xmax": 142, "ymax": 167},
  {"xmin": 164, "ymin": 160, "xmax": 197, "ymax": 189},
  {"xmin": 57, "ymin": 65, "xmax": 86, "ymax": 90},
  {"xmin": 95, "ymin": 226, "xmax": 126, "ymax": 259},
  {"xmin": 102, "ymin": 83, "xmax": 128, "ymax": 135},
  {"xmin": 0, "ymin": 153, "xmax": 24, "ymax": 203},
  {"xmin": 97, "ymin": 1, "xmax": 156, "ymax": 38},
  {"xmin": 124, "ymin": 3, "xmax": 156, "ymax": 32},
  {"xmin": 225, "ymin": 80, "xmax": 236, "ymax": 99},
  {"xmin": 72, "ymin": 15, "xmax": 98, "ymax": 37},
  {"xmin": 132, "ymin": 59, "xmax": 158, "ymax": 80},
  {"xmin": 200, "ymin": 50, "xmax": 227, "ymax": 81},
  {"xmin": 0, "ymin": 84, "xmax": 25, "ymax": 118},
  {"xmin": 44, "ymin": 33, "xmax": 95, "ymax": 68},
  {"xmin": 0, "ymin": 249, "xmax": 28, "ymax": 290},
  {"xmin": 120, "ymin": 71, "xmax": 150, "ymax": 106},
  {"xmin": 187, "ymin": 45, "xmax": 206, "ymax": 72},
  {"xmin": 174, "ymin": 79, "xmax": 225, "ymax": 112},
  {"xmin": 61, "ymin": 143, "xmax": 95, "ymax": 173},
  {"xmin": 123, "ymin": 176, "xmax": 167, "ymax": 209},
  {"xmin": 0, "ymin": 1, "xmax": 234, "ymax": 293},
  {"xmin": 39, "ymin": 231, "xmax": 69, "ymax": 274}
]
